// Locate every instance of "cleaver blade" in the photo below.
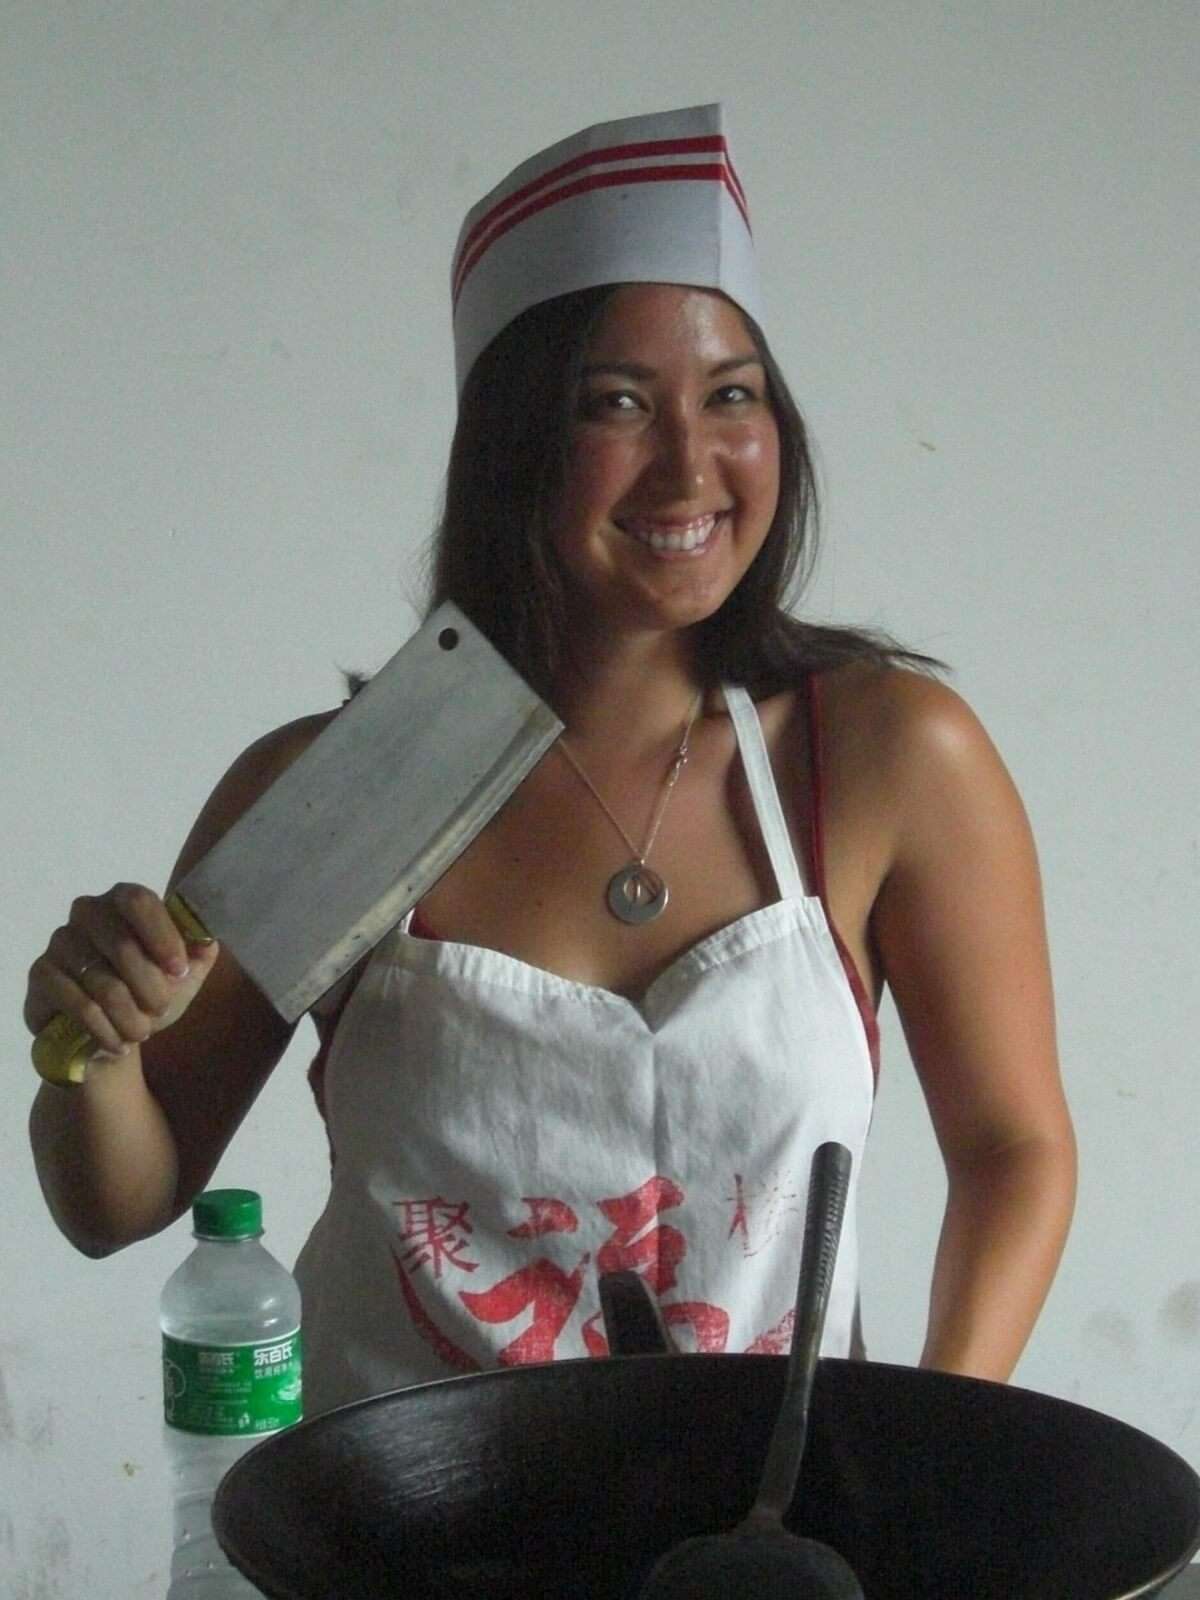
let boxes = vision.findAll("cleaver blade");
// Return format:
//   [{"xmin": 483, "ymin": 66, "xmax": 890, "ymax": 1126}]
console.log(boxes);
[{"xmin": 34, "ymin": 602, "xmax": 562, "ymax": 1083}]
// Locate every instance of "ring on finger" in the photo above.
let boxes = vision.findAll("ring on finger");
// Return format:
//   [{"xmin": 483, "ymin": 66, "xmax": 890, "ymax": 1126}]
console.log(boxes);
[{"xmin": 76, "ymin": 955, "xmax": 107, "ymax": 982}]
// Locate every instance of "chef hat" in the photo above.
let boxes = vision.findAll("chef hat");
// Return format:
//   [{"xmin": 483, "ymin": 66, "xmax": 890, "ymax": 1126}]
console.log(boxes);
[{"xmin": 451, "ymin": 103, "xmax": 763, "ymax": 393}]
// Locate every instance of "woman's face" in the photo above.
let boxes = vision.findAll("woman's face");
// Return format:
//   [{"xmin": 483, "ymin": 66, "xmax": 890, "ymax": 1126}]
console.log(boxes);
[{"xmin": 551, "ymin": 284, "xmax": 780, "ymax": 640}]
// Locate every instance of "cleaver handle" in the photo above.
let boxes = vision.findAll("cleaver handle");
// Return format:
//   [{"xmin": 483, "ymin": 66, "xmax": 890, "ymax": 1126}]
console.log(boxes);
[{"xmin": 31, "ymin": 892, "xmax": 213, "ymax": 1087}]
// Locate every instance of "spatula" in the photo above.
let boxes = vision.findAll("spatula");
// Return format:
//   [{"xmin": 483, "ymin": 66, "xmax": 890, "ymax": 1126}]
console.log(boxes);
[
  {"xmin": 33, "ymin": 602, "xmax": 563, "ymax": 1083},
  {"xmin": 636, "ymin": 1141, "xmax": 863, "ymax": 1600}
]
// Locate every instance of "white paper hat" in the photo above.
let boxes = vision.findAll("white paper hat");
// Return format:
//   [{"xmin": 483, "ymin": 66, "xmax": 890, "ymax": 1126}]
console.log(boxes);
[{"xmin": 451, "ymin": 103, "xmax": 763, "ymax": 393}]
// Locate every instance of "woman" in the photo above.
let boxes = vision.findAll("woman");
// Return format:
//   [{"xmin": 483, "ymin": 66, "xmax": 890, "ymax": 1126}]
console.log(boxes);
[{"xmin": 26, "ymin": 106, "xmax": 1075, "ymax": 1412}]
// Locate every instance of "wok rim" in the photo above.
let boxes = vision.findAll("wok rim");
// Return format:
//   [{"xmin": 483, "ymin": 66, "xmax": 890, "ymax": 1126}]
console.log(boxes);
[{"xmin": 214, "ymin": 1355, "xmax": 1200, "ymax": 1600}]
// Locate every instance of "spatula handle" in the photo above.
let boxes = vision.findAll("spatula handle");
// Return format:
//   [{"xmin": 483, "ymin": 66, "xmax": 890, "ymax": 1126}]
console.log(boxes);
[
  {"xmin": 31, "ymin": 892, "xmax": 212, "ymax": 1086},
  {"xmin": 599, "ymin": 1269, "xmax": 676, "ymax": 1356},
  {"xmin": 751, "ymin": 1140, "xmax": 853, "ymax": 1525}
]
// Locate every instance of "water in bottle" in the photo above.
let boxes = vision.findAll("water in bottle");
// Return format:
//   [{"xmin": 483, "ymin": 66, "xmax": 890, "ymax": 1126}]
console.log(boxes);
[{"xmin": 161, "ymin": 1188, "xmax": 302, "ymax": 1598}]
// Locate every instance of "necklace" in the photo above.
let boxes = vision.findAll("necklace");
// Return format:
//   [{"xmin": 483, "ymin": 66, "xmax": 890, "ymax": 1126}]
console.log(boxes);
[{"xmin": 557, "ymin": 691, "xmax": 704, "ymax": 925}]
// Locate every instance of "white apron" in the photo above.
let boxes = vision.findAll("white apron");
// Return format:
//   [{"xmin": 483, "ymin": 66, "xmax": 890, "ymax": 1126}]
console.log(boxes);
[{"xmin": 294, "ymin": 686, "xmax": 875, "ymax": 1416}]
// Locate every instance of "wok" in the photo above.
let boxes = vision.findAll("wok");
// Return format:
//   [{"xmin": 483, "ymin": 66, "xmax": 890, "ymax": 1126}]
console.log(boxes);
[{"xmin": 213, "ymin": 1349, "xmax": 1200, "ymax": 1598}]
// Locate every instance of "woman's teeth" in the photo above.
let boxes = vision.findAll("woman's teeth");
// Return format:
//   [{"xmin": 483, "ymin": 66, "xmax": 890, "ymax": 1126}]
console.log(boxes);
[{"xmin": 620, "ymin": 514, "xmax": 721, "ymax": 553}]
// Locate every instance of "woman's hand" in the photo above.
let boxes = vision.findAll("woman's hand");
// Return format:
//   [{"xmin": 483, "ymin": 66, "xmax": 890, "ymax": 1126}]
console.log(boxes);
[{"xmin": 25, "ymin": 883, "xmax": 220, "ymax": 1064}]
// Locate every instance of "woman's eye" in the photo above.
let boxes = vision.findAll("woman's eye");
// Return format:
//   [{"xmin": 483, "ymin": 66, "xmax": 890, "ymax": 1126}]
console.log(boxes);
[
  {"xmin": 578, "ymin": 389, "xmax": 642, "ymax": 418},
  {"xmin": 711, "ymin": 383, "xmax": 758, "ymax": 406}
]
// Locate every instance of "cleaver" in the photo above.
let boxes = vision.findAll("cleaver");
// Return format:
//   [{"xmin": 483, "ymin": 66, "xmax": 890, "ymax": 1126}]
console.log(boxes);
[{"xmin": 33, "ymin": 602, "xmax": 563, "ymax": 1085}]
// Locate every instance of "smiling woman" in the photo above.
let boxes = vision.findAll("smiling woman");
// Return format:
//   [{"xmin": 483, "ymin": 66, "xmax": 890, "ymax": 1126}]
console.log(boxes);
[
  {"xmin": 434, "ymin": 278, "xmax": 929, "ymax": 703},
  {"xmin": 27, "ymin": 104, "xmax": 1075, "ymax": 1421},
  {"xmin": 552, "ymin": 284, "xmax": 781, "ymax": 639}
]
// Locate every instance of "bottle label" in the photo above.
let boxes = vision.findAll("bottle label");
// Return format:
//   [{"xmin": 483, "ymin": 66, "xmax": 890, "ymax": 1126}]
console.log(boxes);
[{"xmin": 162, "ymin": 1330, "xmax": 303, "ymax": 1436}]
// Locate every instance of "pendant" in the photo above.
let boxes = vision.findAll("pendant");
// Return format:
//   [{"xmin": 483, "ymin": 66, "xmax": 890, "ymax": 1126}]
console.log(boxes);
[{"xmin": 607, "ymin": 862, "xmax": 669, "ymax": 925}]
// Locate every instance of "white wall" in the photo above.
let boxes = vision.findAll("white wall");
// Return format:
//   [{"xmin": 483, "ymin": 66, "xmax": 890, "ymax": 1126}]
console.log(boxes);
[{"xmin": 3, "ymin": 3, "xmax": 1197, "ymax": 1593}]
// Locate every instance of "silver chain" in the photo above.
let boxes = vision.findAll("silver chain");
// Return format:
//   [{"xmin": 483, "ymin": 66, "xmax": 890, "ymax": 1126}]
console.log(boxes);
[{"xmin": 557, "ymin": 691, "xmax": 703, "ymax": 866}]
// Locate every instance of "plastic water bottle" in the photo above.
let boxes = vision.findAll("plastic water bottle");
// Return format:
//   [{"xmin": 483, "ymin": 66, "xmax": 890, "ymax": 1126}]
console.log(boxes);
[{"xmin": 161, "ymin": 1188, "xmax": 302, "ymax": 1598}]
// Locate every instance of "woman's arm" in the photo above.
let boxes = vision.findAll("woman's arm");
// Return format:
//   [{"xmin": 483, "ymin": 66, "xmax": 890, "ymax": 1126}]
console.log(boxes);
[
  {"xmin": 26, "ymin": 714, "xmax": 333, "ymax": 1256},
  {"xmin": 867, "ymin": 674, "xmax": 1076, "ymax": 1381}
]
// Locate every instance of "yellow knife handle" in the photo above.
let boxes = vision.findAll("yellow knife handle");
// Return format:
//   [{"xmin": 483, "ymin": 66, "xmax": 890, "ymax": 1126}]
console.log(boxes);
[
  {"xmin": 31, "ymin": 892, "xmax": 213, "ymax": 1087},
  {"xmin": 163, "ymin": 890, "xmax": 213, "ymax": 945}
]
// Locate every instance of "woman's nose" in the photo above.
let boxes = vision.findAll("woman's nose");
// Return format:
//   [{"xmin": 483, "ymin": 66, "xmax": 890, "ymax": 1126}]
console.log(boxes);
[{"xmin": 647, "ymin": 412, "xmax": 707, "ymax": 497}]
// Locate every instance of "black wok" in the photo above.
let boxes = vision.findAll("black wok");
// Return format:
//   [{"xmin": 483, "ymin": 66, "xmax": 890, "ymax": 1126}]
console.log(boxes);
[{"xmin": 214, "ymin": 1351, "xmax": 1200, "ymax": 1598}]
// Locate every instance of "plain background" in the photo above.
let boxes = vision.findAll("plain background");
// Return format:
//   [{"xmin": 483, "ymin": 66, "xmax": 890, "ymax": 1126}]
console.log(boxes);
[{"xmin": 3, "ymin": 2, "xmax": 1197, "ymax": 1594}]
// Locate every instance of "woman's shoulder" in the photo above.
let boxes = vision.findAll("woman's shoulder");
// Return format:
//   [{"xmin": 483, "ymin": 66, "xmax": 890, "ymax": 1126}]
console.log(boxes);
[
  {"xmin": 236, "ymin": 707, "xmax": 340, "ymax": 772},
  {"xmin": 811, "ymin": 660, "xmax": 1022, "ymax": 838},
  {"xmin": 172, "ymin": 709, "xmax": 341, "ymax": 879},
  {"xmin": 816, "ymin": 657, "xmax": 982, "ymax": 752},
  {"xmin": 215, "ymin": 709, "xmax": 340, "ymax": 810},
  {"xmin": 760, "ymin": 658, "xmax": 978, "ymax": 774}
]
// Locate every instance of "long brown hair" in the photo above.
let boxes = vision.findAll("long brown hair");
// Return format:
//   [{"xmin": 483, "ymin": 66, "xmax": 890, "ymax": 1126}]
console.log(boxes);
[{"xmin": 429, "ymin": 285, "xmax": 940, "ymax": 702}]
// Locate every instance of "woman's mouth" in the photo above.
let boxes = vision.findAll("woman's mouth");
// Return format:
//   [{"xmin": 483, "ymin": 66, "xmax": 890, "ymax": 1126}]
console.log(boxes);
[{"xmin": 617, "ymin": 513, "xmax": 724, "ymax": 557}]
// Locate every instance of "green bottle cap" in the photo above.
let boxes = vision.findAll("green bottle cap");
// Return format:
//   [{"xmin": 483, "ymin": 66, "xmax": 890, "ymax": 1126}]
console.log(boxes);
[{"xmin": 192, "ymin": 1188, "xmax": 263, "ymax": 1240}]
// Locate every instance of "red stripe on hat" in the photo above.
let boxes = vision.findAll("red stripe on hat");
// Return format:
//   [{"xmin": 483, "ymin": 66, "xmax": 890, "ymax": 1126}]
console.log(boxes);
[
  {"xmin": 453, "ymin": 136, "xmax": 750, "ymax": 302},
  {"xmin": 453, "ymin": 163, "xmax": 750, "ymax": 308},
  {"xmin": 454, "ymin": 136, "xmax": 739, "ymax": 285}
]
